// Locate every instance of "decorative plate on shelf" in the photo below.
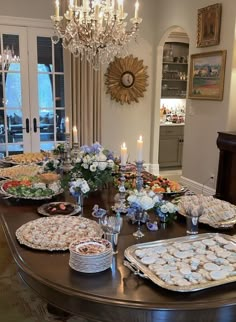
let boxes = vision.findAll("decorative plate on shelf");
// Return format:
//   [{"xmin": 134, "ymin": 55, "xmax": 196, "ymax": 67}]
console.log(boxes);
[
  {"xmin": 37, "ymin": 202, "xmax": 81, "ymax": 216},
  {"xmin": 16, "ymin": 216, "xmax": 103, "ymax": 251}
]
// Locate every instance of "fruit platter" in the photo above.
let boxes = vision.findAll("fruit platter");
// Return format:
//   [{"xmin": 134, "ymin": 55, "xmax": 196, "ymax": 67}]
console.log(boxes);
[
  {"xmin": 145, "ymin": 176, "xmax": 185, "ymax": 194},
  {"xmin": 37, "ymin": 202, "xmax": 81, "ymax": 216},
  {"xmin": 0, "ymin": 175, "xmax": 63, "ymax": 200}
]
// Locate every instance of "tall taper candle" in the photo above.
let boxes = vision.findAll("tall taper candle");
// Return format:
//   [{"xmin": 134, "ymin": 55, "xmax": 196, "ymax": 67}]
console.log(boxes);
[
  {"xmin": 137, "ymin": 135, "xmax": 143, "ymax": 161},
  {"xmin": 65, "ymin": 117, "xmax": 69, "ymax": 134},
  {"xmin": 55, "ymin": 0, "xmax": 60, "ymax": 18},
  {"xmin": 73, "ymin": 126, "xmax": 78, "ymax": 143},
  {"xmin": 134, "ymin": 0, "xmax": 139, "ymax": 19},
  {"xmin": 120, "ymin": 142, "xmax": 128, "ymax": 166}
]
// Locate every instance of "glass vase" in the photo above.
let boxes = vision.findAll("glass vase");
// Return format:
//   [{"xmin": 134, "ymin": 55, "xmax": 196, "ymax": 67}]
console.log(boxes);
[
  {"xmin": 133, "ymin": 211, "xmax": 145, "ymax": 238},
  {"xmin": 76, "ymin": 192, "xmax": 84, "ymax": 215}
]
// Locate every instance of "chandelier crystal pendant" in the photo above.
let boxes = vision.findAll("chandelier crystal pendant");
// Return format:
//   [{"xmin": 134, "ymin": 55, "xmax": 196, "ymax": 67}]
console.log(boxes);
[{"xmin": 51, "ymin": 0, "xmax": 142, "ymax": 69}]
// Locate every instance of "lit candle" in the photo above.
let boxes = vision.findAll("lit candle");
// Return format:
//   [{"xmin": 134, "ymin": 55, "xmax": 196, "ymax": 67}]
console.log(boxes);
[
  {"xmin": 65, "ymin": 117, "xmax": 69, "ymax": 133},
  {"xmin": 95, "ymin": 3, "xmax": 99, "ymax": 19},
  {"xmin": 120, "ymin": 142, "xmax": 128, "ymax": 166},
  {"xmin": 137, "ymin": 135, "xmax": 143, "ymax": 162},
  {"xmin": 134, "ymin": 0, "xmax": 139, "ymax": 19},
  {"xmin": 118, "ymin": 0, "xmax": 123, "ymax": 16},
  {"xmin": 73, "ymin": 126, "xmax": 78, "ymax": 143},
  {"xmin": 55, "ymin": 0, "xmax": 60, "ymax": 18},
  {"xmin": 69, "ymin": 0, "xmax": 74, "ymax": 16},
  {"xmin": 83, "ymin": 0, "xmax": 89, "ymax": 11}
]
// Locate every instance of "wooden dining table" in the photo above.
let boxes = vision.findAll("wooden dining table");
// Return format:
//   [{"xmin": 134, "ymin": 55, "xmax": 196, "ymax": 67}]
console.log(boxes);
[{"xmin": 1, "ymin": 187, "xmax": 236, "ymax": 322}]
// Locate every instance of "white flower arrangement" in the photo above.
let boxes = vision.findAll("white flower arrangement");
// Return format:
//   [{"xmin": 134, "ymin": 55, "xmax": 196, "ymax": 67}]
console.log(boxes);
[
  {"xmin": 71, "ymin": 142, "xmax": 115, "ymax": 191},
  {"xmin": 158, "ymin": 201, "xmax": 177, "ymax": 214},
  {"xmin": 127, "ymin": 189, "xmax": 161, "ymax": 211},
  {"xmin": 69, "ymin": 178, "xmax": 90, "ymax": 196}
]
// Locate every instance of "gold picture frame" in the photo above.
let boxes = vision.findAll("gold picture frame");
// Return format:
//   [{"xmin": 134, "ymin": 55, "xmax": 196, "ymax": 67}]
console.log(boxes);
[
  {"xmin": 105, "ymin": 55, "xmax": 148, "ymax": 105},
  {"xmin": 188, "ymin": 50, "xmax": 226, "ymax": 101},
  {"xmin": 197, "ymin": 3, "xmax": 222, "ymax": 47}
]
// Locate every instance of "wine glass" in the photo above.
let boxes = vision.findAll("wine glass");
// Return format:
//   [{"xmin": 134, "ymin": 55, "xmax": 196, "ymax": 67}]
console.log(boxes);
[{"xmin": 133, "ymin": 211, "xmax": 145, "ymax": 238}]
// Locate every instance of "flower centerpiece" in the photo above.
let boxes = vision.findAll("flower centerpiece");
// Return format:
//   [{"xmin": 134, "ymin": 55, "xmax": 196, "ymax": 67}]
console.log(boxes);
[
  {"xmin": 127, "ymin": 189, "xmax": 161, "ymax": 222},
  {"xmin": 71, "ymin": 142, "xmax": 115, "ymax": 191},
  {"xmin": 154, "ymin": 200, "xmax": 178, "ymax": 223},
  {"xmin": 69, "ymin": 176, "xmax": 90, "ymax": 207},
  {"xmin": 127, "ymin": 189, "xmax": 161, "ymax": 238}
]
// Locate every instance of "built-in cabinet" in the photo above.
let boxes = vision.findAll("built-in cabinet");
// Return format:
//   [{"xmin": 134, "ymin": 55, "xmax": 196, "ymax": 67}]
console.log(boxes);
[
  {"xmin": 159, "ymin": 125, "xmax": 184, "ymax": 168},
  {"xmin": 161, "ymin": 42, "xmax": 189, "ymax": 99}
]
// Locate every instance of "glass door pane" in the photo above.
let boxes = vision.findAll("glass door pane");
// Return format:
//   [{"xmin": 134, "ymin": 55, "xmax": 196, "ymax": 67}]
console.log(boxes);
[
  {"xmin": 28, "ymin": 29, "xmax": 66, "ymax": 152},
  {"xmin": 0, "ymin": 26, "xmax": 30, "ymax": 156}
]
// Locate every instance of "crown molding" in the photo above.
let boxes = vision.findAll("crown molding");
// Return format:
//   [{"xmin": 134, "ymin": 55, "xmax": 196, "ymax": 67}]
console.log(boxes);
[{"xmin": 0, "ymin": 16, "xmax": 52, "ymax": 29}]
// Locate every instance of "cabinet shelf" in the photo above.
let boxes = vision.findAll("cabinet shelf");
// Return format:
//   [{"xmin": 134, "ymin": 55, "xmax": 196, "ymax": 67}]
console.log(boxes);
[
  {"xmin": 163, "ymin": 62, "xmax": 188, "ymax": 65},
  {"xmin": 162, "ymin": 79, "xmax": 187, "ymax": 82}
]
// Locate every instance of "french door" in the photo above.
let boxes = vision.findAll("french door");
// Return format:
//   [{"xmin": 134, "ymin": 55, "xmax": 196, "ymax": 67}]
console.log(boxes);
[{"xmin": 0, "ymin": 25, "xmax": 66, "ymax": 157}]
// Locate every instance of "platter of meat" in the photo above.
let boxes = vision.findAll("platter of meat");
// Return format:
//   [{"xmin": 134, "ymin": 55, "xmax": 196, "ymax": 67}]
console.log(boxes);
[{"xmin": 37, "ymin": 202, "xmax": 81, "ymax": 216}]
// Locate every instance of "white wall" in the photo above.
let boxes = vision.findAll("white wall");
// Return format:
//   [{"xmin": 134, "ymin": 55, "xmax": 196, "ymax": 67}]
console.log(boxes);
[
  {"xmin": 101, "ymin": 0, "xmax": 157, "ymax": 163},
  {"xmin": 152, "ymin": 0, "xmax": 236, "ymax": 189}
]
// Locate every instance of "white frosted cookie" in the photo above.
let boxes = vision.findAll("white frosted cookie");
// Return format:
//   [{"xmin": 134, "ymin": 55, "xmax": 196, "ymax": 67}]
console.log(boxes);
[
  {"xmin": 204, "ymin": 263, "xmax": 221, "ymax": 271},
  {"xmin": 141, "ymin": 256, "xmax": 157, "ymax": 265},
  {"xmin": 210, "ymin": 270, "xmax": 228, "ymax": 280}
]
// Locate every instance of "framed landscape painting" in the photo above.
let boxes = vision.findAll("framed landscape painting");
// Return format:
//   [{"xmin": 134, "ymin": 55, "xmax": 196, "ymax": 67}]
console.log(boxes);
[
  {"xmin": 197, "ymin": 3, "xmax": 222, "ymax": 47},
  {"xmin": 188, "ymin": 50, "xmax": 226, "ymax": 101}
]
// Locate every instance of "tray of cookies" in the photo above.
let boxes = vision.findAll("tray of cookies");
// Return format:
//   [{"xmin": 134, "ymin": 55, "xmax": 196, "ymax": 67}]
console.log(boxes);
[{"xmin": 124, "ymin": 233, "xmax": 236, "ymax": 292}]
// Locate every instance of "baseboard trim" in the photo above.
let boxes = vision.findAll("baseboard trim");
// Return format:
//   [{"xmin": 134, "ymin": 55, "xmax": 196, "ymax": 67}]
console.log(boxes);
[
  {"xmin": 180, "ymin": 176, "xmax": 215, "ymax": 196},
  {"xmin": 144, "ymin": 163, "xmax": 159, "ymax": 175}
]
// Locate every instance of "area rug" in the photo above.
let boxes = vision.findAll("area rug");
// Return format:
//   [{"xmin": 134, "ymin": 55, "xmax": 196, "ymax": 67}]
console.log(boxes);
[{"xmin": 0, "ymin": 225, "xmax": 89, "ymax": 322}]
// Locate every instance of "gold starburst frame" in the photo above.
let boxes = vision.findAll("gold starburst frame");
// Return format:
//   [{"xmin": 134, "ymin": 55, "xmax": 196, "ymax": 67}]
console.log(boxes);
[{"xmin": 105, "ymin": 55, "xmax": 148, "ymax": 105}]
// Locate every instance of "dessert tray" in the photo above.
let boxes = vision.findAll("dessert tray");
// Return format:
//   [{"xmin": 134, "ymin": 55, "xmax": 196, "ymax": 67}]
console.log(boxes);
[
  {"xmin": 16, "ymin": 215, "xmax": 103, "ymax": 251},
  {"xmin": 178, "ymin": 195, "xmax": 236, "ymax": 229},
  {"xmin": 0, "ymin": 164, "xmax": 42, "ymax": 179},
  {"xmin": 124, "ymin": 233, "xmax": 236, "ymax": 292},
  {"xmin": 37, "ymin": 202, "xmax": 81, "ymax": 216},
  {"xmin": 69, "ymin": 238, "xmax": 113, "ymax": 273},
  {"xmin": 0, "ymin": 152, "xmax": 53, "ymax": 165}
]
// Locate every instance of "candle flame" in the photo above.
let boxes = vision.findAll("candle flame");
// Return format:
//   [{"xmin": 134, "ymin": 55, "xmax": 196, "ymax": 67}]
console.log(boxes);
[
  {"xmin": 121, "ymin": 142, "xmax": 126, "ymax": 148},
  {"xmin": 73, "ymin": 126, "xmax": 77, "ymax": 131},
  {"xmin": 138, "ymin": 135, "xmax": 143, "ymax": 141},
  {"xmin": 135, "ymin": 0, "xmax": 139, "ymax": 9},
  {"xmin": 55, "ymin": 0, "xmax": 59, "ymax": 6}
]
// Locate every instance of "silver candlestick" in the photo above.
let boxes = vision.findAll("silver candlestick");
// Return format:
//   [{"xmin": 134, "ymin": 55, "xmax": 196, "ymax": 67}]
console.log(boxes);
[
  {"xmin": 62, "ymin": 133, "xmax": 73, "ymax": 172},
  {"xmin": 71, "ymin": 142, "xmax": 80, "ymax": 163},
  {"xmin": 136, "ymin": 160, "xmax": 144, "ymax": 192},
  {"xmin": 112, "ymin": 165, "xmax": 127, "ymax": 214}
]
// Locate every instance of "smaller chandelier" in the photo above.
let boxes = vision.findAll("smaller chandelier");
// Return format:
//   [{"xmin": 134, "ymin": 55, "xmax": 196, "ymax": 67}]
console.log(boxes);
[
  {"xmin": 51, "ymin": 0, "xmax": 142, "ymax": 69},
  {"xmin": 0, "ymin": 46, "xmax": 20, "ymax": 69}
]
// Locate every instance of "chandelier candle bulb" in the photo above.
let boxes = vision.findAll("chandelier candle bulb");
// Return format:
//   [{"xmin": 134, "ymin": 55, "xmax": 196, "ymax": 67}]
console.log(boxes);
[
  {"xmin": 137, "ymin": 135, "xmax": 143, "ymax": 162},
  {"xmin": 135, "ymin": 0, "xmax": 139, "ymax": 19},
  {"xmin": 65, "ymin": 117, "xmax": 70, "ymax": 134},
  {"xmin": 120, "ymin": 142, "xmax": 128, "ymax": 166},
  {"xmin": 55, "ymin": 0, "xmax": 60, "ymax": 18},
  {"xmin": 73, "ymin": 126, "xmax": 78, "ymax": 143}
]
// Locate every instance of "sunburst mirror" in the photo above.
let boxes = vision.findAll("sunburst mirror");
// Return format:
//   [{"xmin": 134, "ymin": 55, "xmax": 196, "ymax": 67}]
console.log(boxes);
[{"xmin": 105, "ymin": 55, "xmax": 149, "ymax": 105}]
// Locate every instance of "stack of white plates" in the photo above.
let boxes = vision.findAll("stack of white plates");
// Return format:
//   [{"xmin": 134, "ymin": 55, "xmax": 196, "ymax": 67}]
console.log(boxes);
[{"xmin": 69, "ymin": 238, "xmax": 113, "ymax": 273}]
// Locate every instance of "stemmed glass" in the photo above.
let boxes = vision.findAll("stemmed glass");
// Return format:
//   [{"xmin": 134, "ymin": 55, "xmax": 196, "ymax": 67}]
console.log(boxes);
[{"xmin": 133, "ymin": 211, "xmax": 145, "ymax": 238}]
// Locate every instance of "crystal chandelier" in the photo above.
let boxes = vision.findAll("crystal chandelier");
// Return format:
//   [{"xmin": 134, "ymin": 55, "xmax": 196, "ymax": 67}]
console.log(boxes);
[
  {"xmin": 0, "ymin": 46, "xmax": 20, "ymax": 69},
  {"xmin": 51, "ymin": 0, "xmax": 142, "ymax": 69}
]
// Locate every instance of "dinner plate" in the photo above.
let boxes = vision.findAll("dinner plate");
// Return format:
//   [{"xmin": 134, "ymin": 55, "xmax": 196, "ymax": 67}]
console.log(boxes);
[{"xmin": 37, "ymin": 202, "xmax": 81, "ymax": 216}]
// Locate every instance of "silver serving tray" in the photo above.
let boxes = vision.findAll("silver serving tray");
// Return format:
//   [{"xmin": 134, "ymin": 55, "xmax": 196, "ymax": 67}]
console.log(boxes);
[
  {"xmin": 178, "ymin": 208, "xmax": 236, "ymax": 229},
  {"xmin": 124, "ymin": 233, "xmax": 236, "ymax": 292},
  {"xmin": 37, "ymin": 202, "xmax": 81, "ymax": 216}
]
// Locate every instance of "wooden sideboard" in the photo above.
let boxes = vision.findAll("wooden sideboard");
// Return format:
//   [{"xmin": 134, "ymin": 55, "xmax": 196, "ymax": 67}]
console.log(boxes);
[{"xmin": 216, "ymin": 131, "xmax": 236, "ymax": 205}]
